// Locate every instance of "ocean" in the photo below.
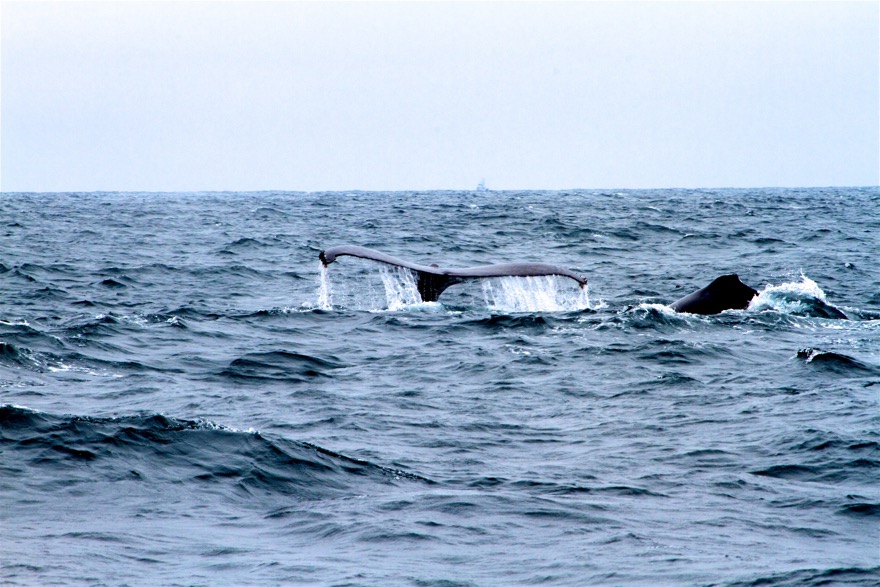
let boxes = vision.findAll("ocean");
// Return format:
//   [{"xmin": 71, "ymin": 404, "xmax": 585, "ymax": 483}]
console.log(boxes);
[{"xmin": 1, "ymin": 188, "xmax": 878, "ymax": 586}]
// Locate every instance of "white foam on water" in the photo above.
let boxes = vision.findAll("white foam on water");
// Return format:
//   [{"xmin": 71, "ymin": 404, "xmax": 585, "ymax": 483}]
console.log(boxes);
[
  {"xmin": 749, "ymin": 273, "xmax": 828, "ymax": 314},
  {"xmin": 637, "ymin": 302, "xmax": 680, "ymax": 315}
]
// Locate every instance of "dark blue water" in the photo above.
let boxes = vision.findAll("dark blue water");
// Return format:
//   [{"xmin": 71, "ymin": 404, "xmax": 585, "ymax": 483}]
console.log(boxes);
[{"xmin": 1, "ymin": 188, "xmax": 878, "ymax": 586}]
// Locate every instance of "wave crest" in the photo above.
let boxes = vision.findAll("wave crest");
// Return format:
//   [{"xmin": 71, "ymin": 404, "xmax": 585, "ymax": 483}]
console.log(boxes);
[
  {"xmin": 749, "ymin": 275, "xmax": 847, "ymax": 319},
  {"xmin": 0, "ymin": 405, "xmax": 426, "ymax": 500}
]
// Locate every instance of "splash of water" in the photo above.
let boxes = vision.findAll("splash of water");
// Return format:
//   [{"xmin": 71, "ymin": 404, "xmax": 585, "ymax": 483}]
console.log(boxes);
[
  {"xmin": 320, "ymin": 263, "xmax": 593, "ymax": 312},
  {"xmin": 317, "ymin": 262, "xmax": 333, "ymax": 310},
  {"xmin": 752, "ymin": 274, "xmax": 826, "ymax": 304},
  {"xmin": 481, "ymin": 275, "xmax": 592, "ymax": 312},
  {"xmin": 749, "ymin": 273, "xmax": 846, "ymax": 318},
  {"xmin": 377, "ymin": 265, "xmax": 422, "ymax": 310},
  {"xmin": 317, "ymin": 261, "xmax": 422, "ymax": 311}
]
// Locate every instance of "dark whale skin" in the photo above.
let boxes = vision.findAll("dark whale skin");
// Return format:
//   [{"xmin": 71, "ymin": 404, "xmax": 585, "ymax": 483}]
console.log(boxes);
[{"xmin": 670, "ymin": 274, "xmax": 758, "ymax": 315}]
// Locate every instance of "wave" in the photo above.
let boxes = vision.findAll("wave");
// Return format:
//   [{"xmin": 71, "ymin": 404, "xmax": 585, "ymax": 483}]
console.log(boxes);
[
  {"xmin": 719, "ymin": 566, "xmax": 880, "ymax": 587},
  {"xmin": 749, "ymin": 275, "xmax": 847, "ymax": 319},
  {"xmin": 0, "ymin": 341, "xmax": 25, "ymax": 364},
  {"xmin": 589, "ymin": 303, "xmax": 696, "ymax": 333},
  {"xmin": 467, "ymin": 476, "xmax": 667, "ymax": 498},
  {"xmin": 795, "ymin": 348, "xmax": 878, "ymax": 376},
  {"xmin": 9, "ymin": 262, "xmax": 80, "ymax": 279},
  {"xmin": 220, "ymin": 350, "xmax": 344, "ymax": 382},
  {"xmin": 0, "ymin": 341, "xmax": 70, "ymax": 374},
  {"xmin": 218, "ymin": 237, "xmax": 279, "ymax": 255},
  {"xmin": 0, "ymin": 405, "xmax": 426, "ymax": 501},
  {"xmin": 460, "ymin": 313, "xmax": 553, "ymax": 330},
  {"xmin": 837, "ymin": 502, "xmax": 880, "ymax": 518},
  {"xmin": 59, "ymin": 311, "xmax": 208, "ymax": 338},
  {"xmin": 23, "ymin": 285, "xmax": 70, "ymax": 301},
  {"xmin": 0, "ymin": 340, "xmax": 151, "ymax": 377},
  {"xmin": 751, "ymin": 427, "xmax": 879, "ymax": 485},
  {"xmin": 99, "ymin": 277, "xmax": 133, "ymax": 288}
]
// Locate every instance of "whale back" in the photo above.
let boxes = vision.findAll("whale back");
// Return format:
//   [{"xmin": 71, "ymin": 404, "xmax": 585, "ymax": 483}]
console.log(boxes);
[{"xmin": 670, "ymin": 274, "xmax": 758, "ymax": 315}]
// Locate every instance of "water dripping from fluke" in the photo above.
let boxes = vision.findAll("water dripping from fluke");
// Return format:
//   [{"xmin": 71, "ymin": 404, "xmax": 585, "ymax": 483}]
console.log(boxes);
[
  {"xmin": 320, "ymin": 262, "xmax": 592, "ymax": 313},
  {"xmin": 481, "ymin": 275, "xmax": 593, "ymax": 313},
  {"xmin": 317, "ymin": 261, "xmax": 333, "ymax": 310}
]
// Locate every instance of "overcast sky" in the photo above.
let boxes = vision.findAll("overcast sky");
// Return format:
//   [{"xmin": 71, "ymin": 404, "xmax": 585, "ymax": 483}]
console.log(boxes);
[{"xmin": 2, "ymin": 1, "xmax": 878, "ymax": 192}]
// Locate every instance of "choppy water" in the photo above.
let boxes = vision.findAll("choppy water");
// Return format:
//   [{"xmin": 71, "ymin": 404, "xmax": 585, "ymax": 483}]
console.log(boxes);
[{"xmin": 1, "ymin": 188, "xmax": 878, "ymax": 586}]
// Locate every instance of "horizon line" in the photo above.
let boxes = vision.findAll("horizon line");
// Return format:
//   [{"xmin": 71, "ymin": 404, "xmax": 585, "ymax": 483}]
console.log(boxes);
[{"xmin": 2, "ymin": 185, "xmax": 878, "ymax": 195}]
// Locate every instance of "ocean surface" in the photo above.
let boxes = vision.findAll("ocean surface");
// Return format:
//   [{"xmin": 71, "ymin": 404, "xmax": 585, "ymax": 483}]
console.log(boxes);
[{"xmin": 1, "ymin": 188, "xmax": 878, "ymax": 586}]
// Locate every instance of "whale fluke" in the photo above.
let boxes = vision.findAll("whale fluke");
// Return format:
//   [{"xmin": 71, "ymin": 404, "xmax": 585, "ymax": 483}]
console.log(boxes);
[
  {"xmin": 319, "ymin": 245, "xmax": 587, "ymax": 303},
  {"xmin": 669, "ymin": 274, "xmax": 758, "ymax": 315}
]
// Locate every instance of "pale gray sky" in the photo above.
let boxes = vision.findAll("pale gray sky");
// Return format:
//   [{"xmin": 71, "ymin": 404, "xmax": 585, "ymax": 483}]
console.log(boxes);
[{"xmin": 2, "ymin": 1, "xmax": 878, "ymax": 192}]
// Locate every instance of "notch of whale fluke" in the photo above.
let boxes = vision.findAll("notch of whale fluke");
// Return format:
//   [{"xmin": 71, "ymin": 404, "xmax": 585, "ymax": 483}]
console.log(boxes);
[
  {"xmin": 669, "ymin": 274, "xmax": 758, "ymax": 315},
  {"xmin": 319, "ymin": 244, "xmax": 587, "ymax": 303}
]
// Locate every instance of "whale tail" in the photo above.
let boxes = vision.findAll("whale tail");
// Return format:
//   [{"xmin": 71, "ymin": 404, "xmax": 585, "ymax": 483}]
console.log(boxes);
[
  {"xmin": 414, "ymin": 272, "xmax": 464, "ymax": 303},
  {"xmin": 319, "ymin": 245, "xmax": 586, "ymax": 303}
]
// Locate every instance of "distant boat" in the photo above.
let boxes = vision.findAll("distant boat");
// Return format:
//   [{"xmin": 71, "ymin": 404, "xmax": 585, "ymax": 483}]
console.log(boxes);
[{"xmin": 476, "ymin": 180, "xmax": 489, "ymax": 192}]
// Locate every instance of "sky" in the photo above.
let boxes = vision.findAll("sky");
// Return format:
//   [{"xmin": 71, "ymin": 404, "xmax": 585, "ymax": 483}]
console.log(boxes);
[{"xmin": 1, "ymin": 1, "xmax": 878, "ymax": 192}]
